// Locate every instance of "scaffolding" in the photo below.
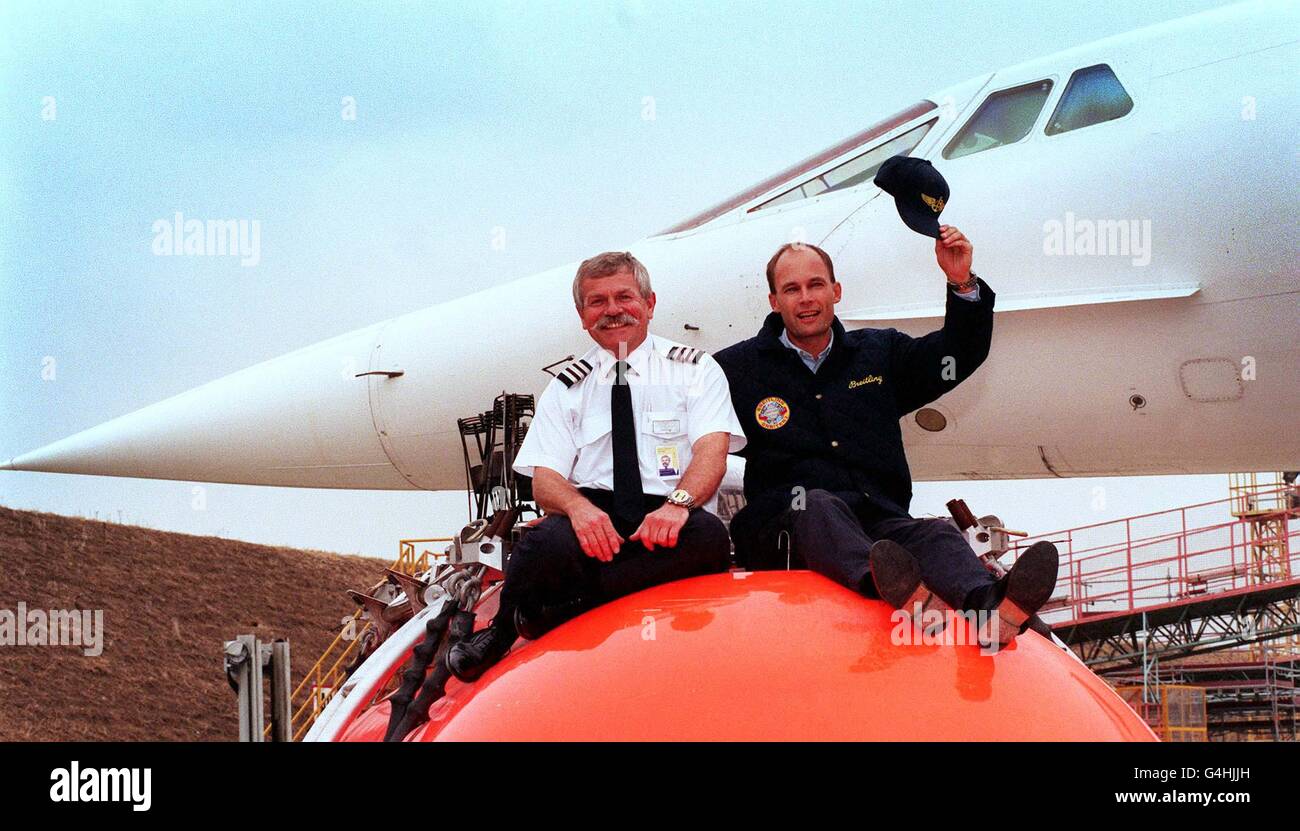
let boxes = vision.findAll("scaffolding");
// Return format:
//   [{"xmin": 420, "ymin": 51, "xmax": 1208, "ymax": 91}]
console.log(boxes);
[
  {"xmin": 1112, "ymin": 657, "xmax": 1298, "ymax": 741},
  {"xmin": 1020, "ymin": 480, "xmax": 1299, "ymax": 662},
  {"xmin": 1229, "ymin": 472, "xmax": 1298, "ymax": 658},
  {"xmin": 1115, "ymin": 683, "xmax": 1207, "ymax": 742},
  {"xmin": 457, "ymin": 393, "xmax": 535, "ymax": 521},
  {"xmin": 271, "ymin": 536, "xmax": 452, "ymax": 741},
  {"xmin": 1018, "ymin": 472, "xmax": 1300, "ymax": 740}
]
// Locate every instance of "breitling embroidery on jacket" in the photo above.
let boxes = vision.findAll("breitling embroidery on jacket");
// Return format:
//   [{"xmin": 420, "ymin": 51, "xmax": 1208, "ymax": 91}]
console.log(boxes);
[{"xmin": 849, "ymin": 374, "xmax": 884, "ymax": 389}]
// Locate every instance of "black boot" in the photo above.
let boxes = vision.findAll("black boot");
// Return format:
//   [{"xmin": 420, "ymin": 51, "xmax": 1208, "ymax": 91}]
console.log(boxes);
[
  {"xmin": 1025, "ymin": 614, "xmax": 1054, "ymax": 639},
  {"xmin": 868, "ymin": 540, "xmax": 950, "ymax": 636},
  {"xmin": 977, "ymin": 541, "xmax": 1059, "ymax": 650},
  {"xmin": 445, "ymin": 623, "xmax": 517, "ymax": 682},
  {"xmin": 514, "ymin": 597, "xmax": 589, "ymax": 641}
]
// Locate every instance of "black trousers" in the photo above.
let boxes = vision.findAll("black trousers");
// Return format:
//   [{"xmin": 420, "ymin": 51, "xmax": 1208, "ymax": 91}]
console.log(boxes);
[
  {"xmin": 495, "ymin": 489, "xmax": 732, "ymax": 630},
  {"xmin": 730, "ymin": 488, "xmax": 995, "ymax": 609}
]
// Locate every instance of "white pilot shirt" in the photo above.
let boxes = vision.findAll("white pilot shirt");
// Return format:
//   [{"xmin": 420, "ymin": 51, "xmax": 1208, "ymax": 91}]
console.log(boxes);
[{"xmin": 513, "ymin": 333, "xmax": 747, "ymax": 513}]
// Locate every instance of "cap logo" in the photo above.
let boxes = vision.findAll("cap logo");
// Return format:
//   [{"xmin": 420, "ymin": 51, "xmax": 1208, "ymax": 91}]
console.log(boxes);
[{"xmin": 921, "ymin": 193, "xmax": 945, "ymax": 213}]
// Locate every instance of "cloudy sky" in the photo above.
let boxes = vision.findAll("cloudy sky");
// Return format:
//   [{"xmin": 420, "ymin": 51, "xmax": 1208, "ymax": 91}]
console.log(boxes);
[{"xmin": 0, "ymin": 0, "xmax": 1239, "ymax": 559}]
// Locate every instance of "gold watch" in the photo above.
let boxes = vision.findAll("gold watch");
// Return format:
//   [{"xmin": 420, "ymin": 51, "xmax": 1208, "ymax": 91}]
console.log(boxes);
[{"xmin": 666, "ymin": 489, "xmax": 697, "ymax": 510}]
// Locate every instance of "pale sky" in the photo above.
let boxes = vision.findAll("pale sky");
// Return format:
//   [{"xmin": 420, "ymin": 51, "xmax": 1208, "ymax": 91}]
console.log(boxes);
[{"xmin": 0, "ymin": 0, "xmax": 1242, "ymax": 560}]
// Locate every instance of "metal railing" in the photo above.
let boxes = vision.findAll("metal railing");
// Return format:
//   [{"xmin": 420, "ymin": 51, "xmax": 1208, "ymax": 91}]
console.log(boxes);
[
  {"xmin": 269, "ymin": 536, "xmax": 455, "ymax": 741},
  {"xmin": 1230, "ymin": 472, "xmax": 1297, "ymax": 517},
  {"xmin": 1011, "ymin": 484, "xmax": 1299, "ymax": 626}
]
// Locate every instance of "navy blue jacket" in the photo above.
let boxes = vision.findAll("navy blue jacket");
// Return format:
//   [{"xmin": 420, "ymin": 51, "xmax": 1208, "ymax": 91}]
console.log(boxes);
[{"xmin": 714, "ymin": 277, "xmax": 995, "ymax": 532}]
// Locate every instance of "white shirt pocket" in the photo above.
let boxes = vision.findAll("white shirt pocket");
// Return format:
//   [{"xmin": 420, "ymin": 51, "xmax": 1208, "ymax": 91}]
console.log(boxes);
[
  {"xmin": 576, "ymin": 412, "xmax": 613, "ymax": 449},
  {"xmin": 643, "ymin": 411, "xmax": 689, "ymax": 439}
]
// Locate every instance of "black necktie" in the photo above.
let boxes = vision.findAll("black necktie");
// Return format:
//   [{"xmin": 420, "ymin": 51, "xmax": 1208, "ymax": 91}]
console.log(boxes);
[{"xmin": 610, "ymin": 360, "xmax": 644, "ymax": 526}]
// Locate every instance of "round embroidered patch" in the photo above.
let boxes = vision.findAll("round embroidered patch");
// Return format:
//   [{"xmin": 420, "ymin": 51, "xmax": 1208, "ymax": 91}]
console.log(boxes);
[{"xmin": 755, "ymin": 396, "xmax": 790, "ymax": 430}]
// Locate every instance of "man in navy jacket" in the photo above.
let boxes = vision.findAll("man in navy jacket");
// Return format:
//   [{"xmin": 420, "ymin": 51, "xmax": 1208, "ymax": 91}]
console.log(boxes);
[{"xmin": 714, "ymin": 231, "xmax": 1057, "ymax": 649}]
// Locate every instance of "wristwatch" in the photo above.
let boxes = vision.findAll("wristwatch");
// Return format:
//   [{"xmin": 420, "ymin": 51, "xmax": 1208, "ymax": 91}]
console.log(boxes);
[
  {"xmin": 665, "ymin": 489, "xmax": 697, "ymax": 510},
  {"xmin": 950, "ymin": 270, "xmax": 979, "ymax": 293}
]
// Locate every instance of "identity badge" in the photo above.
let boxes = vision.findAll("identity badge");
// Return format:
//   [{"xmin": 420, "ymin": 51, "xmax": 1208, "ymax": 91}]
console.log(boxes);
[{"xmin": 655, "ymin": 444, "xmax": 681, "ymax": 477}]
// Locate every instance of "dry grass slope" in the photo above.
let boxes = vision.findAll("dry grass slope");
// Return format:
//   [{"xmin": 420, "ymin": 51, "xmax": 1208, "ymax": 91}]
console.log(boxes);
[{"xmin": 0, "ymin": 505, "xmax": 388, "ymax": 741}]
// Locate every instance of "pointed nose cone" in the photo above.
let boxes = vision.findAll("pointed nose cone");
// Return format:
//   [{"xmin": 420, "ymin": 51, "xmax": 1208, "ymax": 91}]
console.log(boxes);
[{"xmin": 3, "ymin": 323, "xmax": 417, "ymax": 490}]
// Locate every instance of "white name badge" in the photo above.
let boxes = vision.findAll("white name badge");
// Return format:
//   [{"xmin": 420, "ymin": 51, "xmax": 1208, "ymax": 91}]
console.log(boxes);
[{"xmin": 652, "ymin": 418, "xmax": 682, "ymax": 435}]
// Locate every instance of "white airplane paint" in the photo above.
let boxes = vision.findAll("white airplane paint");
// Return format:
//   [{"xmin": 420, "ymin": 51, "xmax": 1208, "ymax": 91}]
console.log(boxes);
[{"xmin": 4, "ymin": 0, "xmax": 1297, "ymax": 489}]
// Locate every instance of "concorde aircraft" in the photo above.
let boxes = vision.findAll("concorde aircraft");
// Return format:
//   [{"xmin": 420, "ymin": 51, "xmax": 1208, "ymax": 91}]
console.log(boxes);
[
  {"xmin": 5, "ymin": 1, "xmax": 1297, "ymax": 741},
  {"xmin": 4, "ymin": 0, "xmax": 1297, "ymax": 487}
]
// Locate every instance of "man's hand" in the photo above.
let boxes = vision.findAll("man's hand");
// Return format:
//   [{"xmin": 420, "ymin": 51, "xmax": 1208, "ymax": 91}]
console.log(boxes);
[
  {"xmin": 630, "ymin": 503, "xmax": 690, "ymax": 551},
  {"xmin": 935, "ymin": 224, "xmax": 973, "ymax": 284},
  {"xmin": 567, "ymin": 500, "xmax": 624, "ymax": 562}
]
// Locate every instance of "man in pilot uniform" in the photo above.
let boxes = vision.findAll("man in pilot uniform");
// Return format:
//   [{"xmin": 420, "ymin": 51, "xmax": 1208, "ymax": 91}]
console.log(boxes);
[
  {"xmin": 715, "ymin": 225, "xmax": 1058, "ymax": 650},
  {"xmin": 447, "ymin": 251, "xmax": 747, "ymax": 680}
]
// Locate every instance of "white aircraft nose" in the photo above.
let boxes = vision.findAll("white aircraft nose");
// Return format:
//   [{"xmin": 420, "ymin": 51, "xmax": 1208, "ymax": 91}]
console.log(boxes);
[{"xmin": 0, "ymin": 321, "xmax": 417, "ymax": 490}]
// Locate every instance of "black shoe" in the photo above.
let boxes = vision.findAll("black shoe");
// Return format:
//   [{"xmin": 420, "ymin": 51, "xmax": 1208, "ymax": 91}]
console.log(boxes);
[
  {"xmin": 1025, "ymin": 614, "xmax": 1054, "ymax": 640},
  {"xmin": 868, "ymin": 540, "xmax": 950, "ymax": 635},
  {"xmin": 979, "ymin": 541, "xmax": 1059, "ymax": 650},
  {"xmin": 445, "ymin": 625, "xmax": 517, "ymax": 682},
  {"xmin": 514, "ymin": 597, "xmax": 588, "ymax": 641}
]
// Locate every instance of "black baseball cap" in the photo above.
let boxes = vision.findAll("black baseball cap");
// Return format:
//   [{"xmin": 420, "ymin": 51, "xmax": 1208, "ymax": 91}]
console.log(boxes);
[{"xmin": 873, "ymin": 155, "xmax": 949, "ymax": 238}]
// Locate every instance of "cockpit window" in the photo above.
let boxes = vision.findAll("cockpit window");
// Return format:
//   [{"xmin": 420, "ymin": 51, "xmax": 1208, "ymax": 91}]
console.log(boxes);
[
  {"xmin": 750, "ymin": 118, "xmax": 936, "ymax": 213},
  {"xmin": 1045, "ymin": 64, "xmax": 1133, "ymax": 136},
  {"xmin": 943, "ymin": 80, "xmax": 1053, "ymax": 160},
  {"xmin": 656, "ymin": 101, "xmax": 936, "ymax": 236}
]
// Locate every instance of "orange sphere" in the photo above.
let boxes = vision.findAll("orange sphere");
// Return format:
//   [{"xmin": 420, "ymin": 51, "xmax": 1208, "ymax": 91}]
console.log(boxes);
[{"xmin": 340, "ymin": 571, "xmax": 1155, "ymax": 742}]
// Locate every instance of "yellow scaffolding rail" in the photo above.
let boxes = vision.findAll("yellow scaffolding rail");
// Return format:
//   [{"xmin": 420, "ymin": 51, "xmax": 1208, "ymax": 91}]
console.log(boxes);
[
  {"xmin": 1228, "ymin": 472, "xmax": 1298, "ymax": 519},
  {"xmin": 269, "ymin": 536, "xmax": 454, "ymax": 741},
  {"xmin": 1116, "ymin": 684, "xmax": 1208, "ymax": 742},
  {"xmin": 1228, "ymin": 473, "xmax": 1299, "ymax": 660}
]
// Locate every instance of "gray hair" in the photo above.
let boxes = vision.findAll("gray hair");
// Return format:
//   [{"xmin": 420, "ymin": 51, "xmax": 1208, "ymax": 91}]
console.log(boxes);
[{"xmin": 572, "ymin": 251, "xmax": 652, "ymax": 308}]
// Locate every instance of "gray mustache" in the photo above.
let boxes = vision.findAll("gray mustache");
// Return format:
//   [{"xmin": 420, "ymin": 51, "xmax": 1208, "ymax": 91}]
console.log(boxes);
[{"xmin": 596, "ymin": 314, "xmax": 638, "ymax": 329}]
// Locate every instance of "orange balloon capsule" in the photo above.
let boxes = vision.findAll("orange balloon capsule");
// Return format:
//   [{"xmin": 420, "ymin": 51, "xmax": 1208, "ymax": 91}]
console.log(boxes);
[{"xmin": 338, "ymin": 571, "xmax": 1155, "ymax": 742}]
